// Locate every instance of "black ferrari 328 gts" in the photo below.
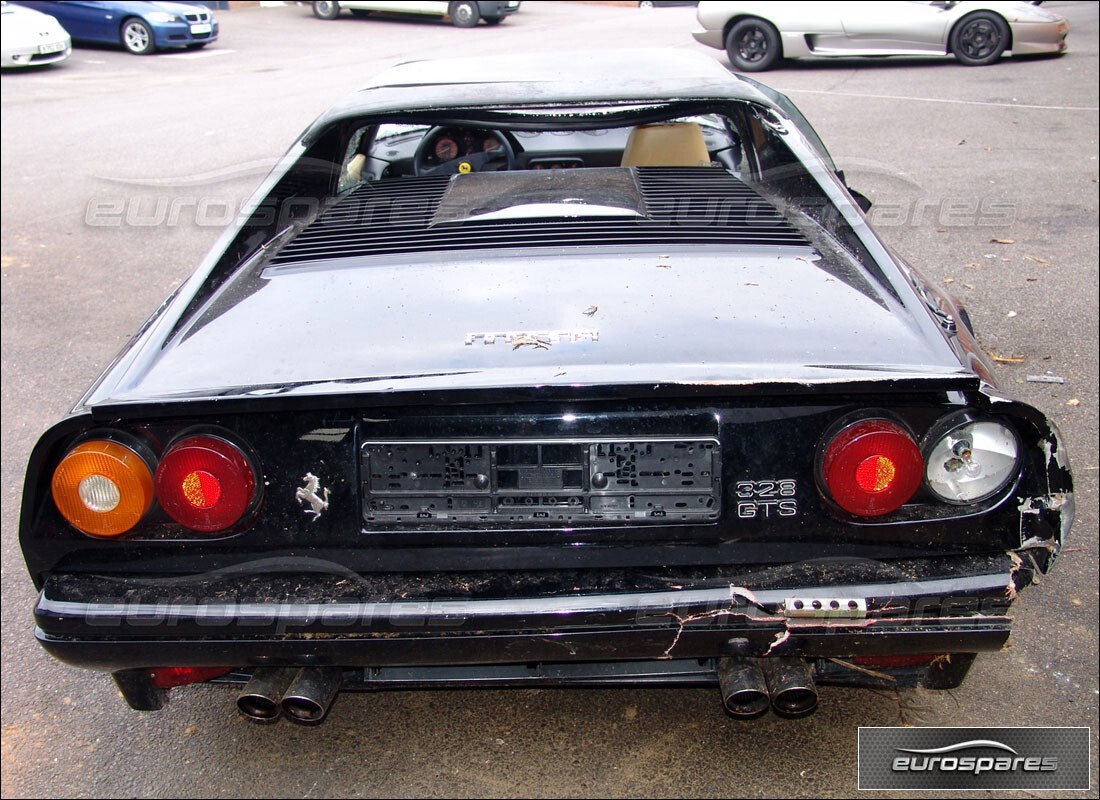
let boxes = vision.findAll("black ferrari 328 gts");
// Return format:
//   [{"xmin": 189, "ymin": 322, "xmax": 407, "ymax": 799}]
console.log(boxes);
[{"xmin": 19, "ymin": 51, "xmax": 1073, "ymax": 724}]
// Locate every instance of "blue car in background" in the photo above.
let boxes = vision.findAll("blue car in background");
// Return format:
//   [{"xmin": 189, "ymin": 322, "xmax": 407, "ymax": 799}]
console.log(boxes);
[{"xmin": 14, "ymin": 1, "xmax": 217, "ymax": 54}]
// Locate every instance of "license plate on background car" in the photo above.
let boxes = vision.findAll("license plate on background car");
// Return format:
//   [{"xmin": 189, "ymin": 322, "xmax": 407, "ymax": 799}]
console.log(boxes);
[
  {"xmin": 38, "ymin": 41, "xmax": 66, "ymax": 54},
  {"xmin": 190, "ymin": 23, "xmax": 211, "ymax": 34}
]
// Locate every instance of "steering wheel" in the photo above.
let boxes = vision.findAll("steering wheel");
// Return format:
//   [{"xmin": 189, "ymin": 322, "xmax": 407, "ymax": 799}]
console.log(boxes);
[{"xmin": 413, "ymin": 127, "xmax": 516, "ymax": 177}]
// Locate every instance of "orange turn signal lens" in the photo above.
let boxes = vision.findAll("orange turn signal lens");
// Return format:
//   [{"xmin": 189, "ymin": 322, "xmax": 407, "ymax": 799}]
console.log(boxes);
[{"xmin": 51, "ymin": 440, "xmax": 155, "ymax": 537}]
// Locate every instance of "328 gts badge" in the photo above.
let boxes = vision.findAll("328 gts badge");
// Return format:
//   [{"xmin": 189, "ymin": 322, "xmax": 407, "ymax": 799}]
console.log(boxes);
[{"xmin": 735, "ymin": 479, "xmax": 798, "ymax": 518}]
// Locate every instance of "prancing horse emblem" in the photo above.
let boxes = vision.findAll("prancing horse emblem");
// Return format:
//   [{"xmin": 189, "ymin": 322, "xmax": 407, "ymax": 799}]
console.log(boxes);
[{"xmin": 295, "ymin": 473, "xmax": 330, "ymax": 521}]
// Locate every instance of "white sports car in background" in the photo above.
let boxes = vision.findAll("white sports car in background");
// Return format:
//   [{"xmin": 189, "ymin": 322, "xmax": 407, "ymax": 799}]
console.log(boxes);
[
  {"xmin": 0, "ymin": 0, "xmax": 69, "ymax": 68},
  {"xmin": 693, "ymin": 1, "xmax": 1069, "ymax": 71}
]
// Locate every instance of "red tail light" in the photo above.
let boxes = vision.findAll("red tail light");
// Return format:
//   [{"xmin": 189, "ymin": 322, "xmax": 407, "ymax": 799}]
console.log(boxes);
[
  {"xmin": 149, "ymin": 666, "xmax": 233, "ymax": 689},
  {"xmin": 155, "ymin": 435, "xmax": 257, "ymax": 532},
  {"xmin": 821, "ymin": 419, "xmax": 922, "ymax": 517}
]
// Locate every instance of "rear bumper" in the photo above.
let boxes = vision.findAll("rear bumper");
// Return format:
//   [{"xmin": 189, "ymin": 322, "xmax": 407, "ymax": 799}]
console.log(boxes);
[
  {"xmin": 35, "ymin": 566, "xmax": 1020, "ymax": 673},
  {"xmin": 691, "ymin": 27, "xmax": 724, "ymax": 49}
]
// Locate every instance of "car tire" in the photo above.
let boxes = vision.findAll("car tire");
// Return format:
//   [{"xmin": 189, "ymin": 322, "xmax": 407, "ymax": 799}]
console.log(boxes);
[
  {"xmin": 725, "ymin": 18, "xmax": 781, "ymax": 72},
  {"xmin": 450, "ymin": 1, "xmax": 480, "ymax": 28},
  {"xmin": 483, "ymin": 15, "xmax": 502, "ymax": 25},
  {"xmin": 950, "ymin": 12, "xmax": 1010, "ymax": 66},
  {"xmin": 120, "ymin": 18, "xmax": 155, "ymax": 55},
  {"xmin": 312, "ymin": 1, "xmax": 341, "ymax": 20}
]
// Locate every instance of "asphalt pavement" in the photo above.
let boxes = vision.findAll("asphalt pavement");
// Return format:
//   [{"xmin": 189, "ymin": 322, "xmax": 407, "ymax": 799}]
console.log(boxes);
[{"xmin": 1, "ymin": 2, "xmax": 1097, "ymax": 797}]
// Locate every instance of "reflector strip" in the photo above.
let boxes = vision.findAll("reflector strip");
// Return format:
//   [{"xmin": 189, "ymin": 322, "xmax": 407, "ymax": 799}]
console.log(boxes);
[{"xmin": 149, "ymin": 666, "xmax": 232, "ymax": 689}]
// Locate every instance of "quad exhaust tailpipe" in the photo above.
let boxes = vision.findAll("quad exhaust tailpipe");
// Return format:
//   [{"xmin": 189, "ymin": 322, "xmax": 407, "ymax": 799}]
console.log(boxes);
[
  {"xmin": 717, "ymin": 657, "xmax": 770, "ymax": 718},
  {"xmin": 237, "ymin": 667, "xmax": 342, "ymax": 724},
  {"xmin": 761, "ymin": 657, "xmax": 818, "ymax": 717}
]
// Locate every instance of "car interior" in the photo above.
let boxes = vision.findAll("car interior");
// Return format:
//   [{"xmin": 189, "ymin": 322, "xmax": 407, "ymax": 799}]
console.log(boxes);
[{"xmin": 338, "ymin": 111, "xmax": 747, "ymax": 191}]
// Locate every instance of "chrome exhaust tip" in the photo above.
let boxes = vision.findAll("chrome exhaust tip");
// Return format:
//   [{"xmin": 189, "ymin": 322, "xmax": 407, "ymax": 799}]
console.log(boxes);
[
  {"xmin": 717, "ymin": 657, "xmax": 771, "ymax": 718},
  {"xmin": 237, "ymin": 667, "xmax": 299, "ymax": 724},
  {"xmin": 761, "ymin": 657, "xmax": 818, "ymax": 717},
  {"xmin": 280, "ymin": 667, "xmax": 342, "ymax": 725}
]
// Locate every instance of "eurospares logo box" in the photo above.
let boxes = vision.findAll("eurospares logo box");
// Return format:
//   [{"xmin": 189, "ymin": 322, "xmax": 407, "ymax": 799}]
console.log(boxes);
[{"xmin": 858, "ymin": 727, "xmax": 1090, "ymax": 791}]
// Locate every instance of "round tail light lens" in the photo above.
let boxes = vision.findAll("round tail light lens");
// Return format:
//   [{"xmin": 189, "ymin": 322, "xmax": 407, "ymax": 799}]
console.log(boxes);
[
  {"xmin": 51, "ymin": 439, "xmax": 155, "ymax": 537},
  {"xmin": 925, "ymin": 418, "xmax": 1019, "ymax": 503},
  {"xmin": 155, "ymin": 435, "xmax": 257, "ymax": 532},
  {"xmin": 821, "ymin": 419, "xmax": 922, "ymax": 517}
]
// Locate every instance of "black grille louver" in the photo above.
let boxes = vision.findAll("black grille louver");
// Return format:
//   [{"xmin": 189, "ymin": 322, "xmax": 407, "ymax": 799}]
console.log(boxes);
[{"xmin": 270, "ymin": 167, "xmax": 808, "ymax": 266}]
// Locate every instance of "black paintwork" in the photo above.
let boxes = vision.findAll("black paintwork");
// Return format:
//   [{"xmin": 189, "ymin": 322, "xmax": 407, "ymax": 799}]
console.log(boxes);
[{"xmin": 22, "ymin": 394, "xmax": 1066, "ymax": 578}]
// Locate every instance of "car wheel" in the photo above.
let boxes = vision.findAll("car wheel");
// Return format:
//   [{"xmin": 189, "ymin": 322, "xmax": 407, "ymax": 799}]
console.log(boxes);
[
  {"xmin": 450, "ymin": 1, "xmax": 480, "ymax": 28},
  {"xmin": 950, "ymin": 12, "xmax": 1009, "ymax": 66},
  {"xmin": 121, "ymin": 18, "xmax": 155, "ymax": 55},
  {"xmin": 725, "ymin": 18, "xmax": 781, "ymax": 72},
  {"xmin": 312, "ymin": 1, "xmax": 341, "ymax": 20}
]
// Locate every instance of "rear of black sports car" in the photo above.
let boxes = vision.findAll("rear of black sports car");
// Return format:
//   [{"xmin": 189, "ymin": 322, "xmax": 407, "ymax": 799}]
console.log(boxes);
[{"xmin": 18, "ymin": 54, "xmax": 1074, "ymax": 724}]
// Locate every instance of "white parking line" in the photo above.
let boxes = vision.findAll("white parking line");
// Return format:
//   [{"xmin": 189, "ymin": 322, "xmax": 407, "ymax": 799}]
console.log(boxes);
[
  {"xmin": 163, "ymin": 49, "xmax": 236, "ymax": 60},
  {"xmin": 786, "ymin": 89, "xmax": 1099, "ymax": 112}
]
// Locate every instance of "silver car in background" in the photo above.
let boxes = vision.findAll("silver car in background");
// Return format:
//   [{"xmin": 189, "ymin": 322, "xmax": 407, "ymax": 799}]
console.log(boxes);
[{"xmin": 693, "ymin": 1, "xmax": 1069, "ymax": 71}]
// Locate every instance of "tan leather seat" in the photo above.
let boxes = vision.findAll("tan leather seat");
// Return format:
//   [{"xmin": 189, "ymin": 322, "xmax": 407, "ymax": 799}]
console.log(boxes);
[
  {"xmin": 620, "ymin": 122, "xmax": 711, "ymax": 168},
  {"xmin": 345, "ymin": 153, "xmax": 367, "ymax": 183}
]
